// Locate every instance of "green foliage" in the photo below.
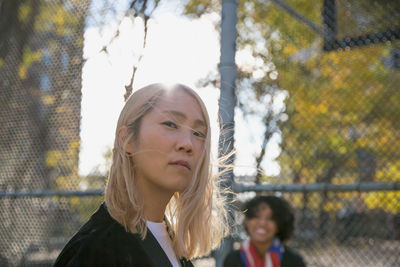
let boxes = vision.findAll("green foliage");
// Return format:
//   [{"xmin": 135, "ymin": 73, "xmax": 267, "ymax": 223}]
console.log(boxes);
[
  {"xmin": 184, "ymin": 0, "xmax": 219, "ymax": 17},
  {"xmin": 19, "ymin": 46, "xmax": 43, "ymax": 79},
  {"xmin": 184, "ymin": 0, "xmax": 400, "ymax": 213}
]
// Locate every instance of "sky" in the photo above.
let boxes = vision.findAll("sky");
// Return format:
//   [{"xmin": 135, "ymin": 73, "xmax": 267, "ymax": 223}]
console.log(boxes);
[{"xmin": 79, "ymin": 1, "xmax": 281, "ymax": 177}]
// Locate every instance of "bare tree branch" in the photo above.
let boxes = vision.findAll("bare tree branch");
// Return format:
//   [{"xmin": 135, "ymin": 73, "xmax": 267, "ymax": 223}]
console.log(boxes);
[{"xmin": 124, "ymin": 0, "xmax": 159, "ymax": 101}]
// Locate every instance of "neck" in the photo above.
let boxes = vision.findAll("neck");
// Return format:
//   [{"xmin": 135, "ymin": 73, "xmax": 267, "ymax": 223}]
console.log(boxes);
[
  {"xmin": 252, "ymin": 239, "xmax": 274, "ymax": 258},
  {"xmin": 136, "ymin": 178, "xmax": 174, "ymax": 222},
  {"xmin": 144, "ymin": 196, "xmax": 170, "ymax": 222}
]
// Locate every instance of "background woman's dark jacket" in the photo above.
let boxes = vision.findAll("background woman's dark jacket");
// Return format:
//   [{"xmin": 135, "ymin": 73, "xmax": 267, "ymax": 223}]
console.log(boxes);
[
  {"xmin": 53, "ymin": 203, "xmax": 193, "ymax": 267},
  {"xmin": 223, "ymin": 246, "xmax": 306, "ymax": 267}
]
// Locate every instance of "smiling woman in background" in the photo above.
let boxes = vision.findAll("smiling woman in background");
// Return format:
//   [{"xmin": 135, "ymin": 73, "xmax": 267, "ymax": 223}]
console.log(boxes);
[
  {"xmin": 54, "ymin": 83, "xmax": 228, "ymax": 267},
  {"xmin": 224, "ymin": 195, "xmax": 305, "ymax": 267}
]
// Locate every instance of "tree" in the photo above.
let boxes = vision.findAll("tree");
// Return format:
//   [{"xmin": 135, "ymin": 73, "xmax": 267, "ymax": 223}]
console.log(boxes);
[
  {"xmin": 183, "ymin": 0, "xmax": 400, "ymax": 216},
  {"xmin": 0, "ymin": 0, "xmax": 89, "ymax": 264},
  {"xmin": 0, "ymin": 0, "xmax": 161, "ymax": 264}
]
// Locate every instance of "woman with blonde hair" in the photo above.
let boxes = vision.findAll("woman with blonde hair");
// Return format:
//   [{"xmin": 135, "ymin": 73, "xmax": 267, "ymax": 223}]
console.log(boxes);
[{"xmin": 54, "ymin": 83, "xmax": 229, "ymax": 266}]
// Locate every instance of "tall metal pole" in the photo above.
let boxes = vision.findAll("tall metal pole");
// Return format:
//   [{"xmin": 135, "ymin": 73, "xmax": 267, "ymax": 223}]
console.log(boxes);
[{"xmin": 215, "ymin": 0, "xmax": 237, "ymax": 266}]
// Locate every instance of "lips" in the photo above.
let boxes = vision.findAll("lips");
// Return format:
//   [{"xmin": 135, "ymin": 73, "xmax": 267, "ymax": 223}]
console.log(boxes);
[{"xmin": 169, "ymin": 160, "xmax": 191, "ymax": 170}]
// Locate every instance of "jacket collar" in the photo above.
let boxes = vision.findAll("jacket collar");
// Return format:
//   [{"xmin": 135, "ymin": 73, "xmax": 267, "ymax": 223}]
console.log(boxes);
[{"xmin": 99, "ymin": 203, "xmax": 193, "ymax": 267}]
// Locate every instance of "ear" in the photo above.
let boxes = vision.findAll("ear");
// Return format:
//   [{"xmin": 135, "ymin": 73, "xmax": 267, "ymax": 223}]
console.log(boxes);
[{"xmin": 117, "ymin": 126, "xmax": 134, "ymax": 154}]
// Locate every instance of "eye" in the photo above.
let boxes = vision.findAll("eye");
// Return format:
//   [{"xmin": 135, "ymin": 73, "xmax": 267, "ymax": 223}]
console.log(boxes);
[
  {"xmin": 162, "ymin": 121, "xmax": 178, "ymax": 129},
  {"xmin": 193, "ymin": 130, "xmax": 206, "ymax": 138}
]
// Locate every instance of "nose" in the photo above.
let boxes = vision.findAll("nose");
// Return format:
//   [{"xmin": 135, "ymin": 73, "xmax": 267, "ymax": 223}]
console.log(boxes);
[
  {"xmin": 258, "ymin": 217, "xmax": 268, "ymax": 226},
  {"xmin": 176, "ymin": 131, "xmax": 193, "ymax": 154}
]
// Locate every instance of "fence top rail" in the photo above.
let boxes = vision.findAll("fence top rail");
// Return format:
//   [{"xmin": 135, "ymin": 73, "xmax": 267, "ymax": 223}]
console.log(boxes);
[
  {"xmin": 232, "ymin": 182, "xmax": 400, "ymax": 193},
  {"xmin": 0, "ymin": 189, "xmax": 104, "ymax": 198},
  {"xmin": 0, "ymin": 182, "xmax": 399, "ymax": 198}
]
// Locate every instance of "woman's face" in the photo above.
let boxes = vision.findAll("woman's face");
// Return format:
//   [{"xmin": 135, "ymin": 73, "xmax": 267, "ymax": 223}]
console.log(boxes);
[
  {"xmin": 245, "ymin": 203, "xmax": 278, "ymax": 245},
  {"xmin": 129, "ymin": 89, "xmax": 207, "ymax": 195}
]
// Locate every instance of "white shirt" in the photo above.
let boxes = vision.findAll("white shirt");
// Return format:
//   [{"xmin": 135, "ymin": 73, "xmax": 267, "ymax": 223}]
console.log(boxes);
[{"xmin": 146, "ymin": 221, "xmax": 180, "ymax": 267}]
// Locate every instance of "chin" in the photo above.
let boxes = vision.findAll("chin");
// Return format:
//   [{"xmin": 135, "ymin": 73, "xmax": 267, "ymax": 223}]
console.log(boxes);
[
  {"xmin": 253, "ymin": 236, "xmax": 273, "ymax": 244},
  {"xmin": 166, "ymin": 181, "xmax": 190, "ymax": 194},
  {"xmin": 177, "ymin": 183, "xmax": 190, "ymax": 193},
  {"xmin": 172, "ymin": 177, "xmax": 192, "ymax": 192}
]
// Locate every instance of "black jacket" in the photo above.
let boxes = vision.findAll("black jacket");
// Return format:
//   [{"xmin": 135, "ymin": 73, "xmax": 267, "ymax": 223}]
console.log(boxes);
[
  {"xmin": 54, "ymin": 203, "xmax": 193, "ymax": 267},
  {"xmin": 223, "ymin": 246, "xmax": 305, "ymax": 267}
]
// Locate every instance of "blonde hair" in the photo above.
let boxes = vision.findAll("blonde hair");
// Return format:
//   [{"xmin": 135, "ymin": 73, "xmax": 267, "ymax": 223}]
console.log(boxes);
[{"xmin": 104, "ymin": 83, "xmax": 229, "ymax": 259}]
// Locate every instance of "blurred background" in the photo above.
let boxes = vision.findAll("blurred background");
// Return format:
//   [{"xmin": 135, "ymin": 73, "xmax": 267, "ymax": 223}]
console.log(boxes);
[{"xmin": 0, "ymin": 0, "xmax": 399, "ymax": 266}]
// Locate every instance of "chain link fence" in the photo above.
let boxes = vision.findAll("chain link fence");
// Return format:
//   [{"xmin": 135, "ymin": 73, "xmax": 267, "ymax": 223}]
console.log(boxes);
[
  {"xmin": 230, "ymin": 184, "xmax": 400, "ymax": 267},
  {"xmin": 1, "ymin": 0, "xmax": 399, "ymax": 266},
  {"xmin": 230, "ymin": 0, "xmax": 400, "ymax": 266},
  {"xmin": 0, "ymin": 0, "xmax": 114, "ymax": 265}
]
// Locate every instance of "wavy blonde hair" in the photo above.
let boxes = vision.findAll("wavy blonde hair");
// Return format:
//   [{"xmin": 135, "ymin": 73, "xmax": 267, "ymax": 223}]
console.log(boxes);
[{"xmin": 104, "ymin": 83, "xmax": 229, "ymax": 259}]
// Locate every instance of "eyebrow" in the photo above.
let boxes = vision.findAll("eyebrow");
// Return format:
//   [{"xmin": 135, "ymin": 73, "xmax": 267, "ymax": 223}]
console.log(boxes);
[{"xmin": 162, "ymin": 110, "xmax": 206, "ymax": 128}]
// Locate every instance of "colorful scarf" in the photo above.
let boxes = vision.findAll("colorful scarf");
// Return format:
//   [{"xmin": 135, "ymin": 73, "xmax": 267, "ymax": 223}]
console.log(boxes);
[{"xmin": 239, "ymin": 238, "xmax": 284, "ymax": 267}]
